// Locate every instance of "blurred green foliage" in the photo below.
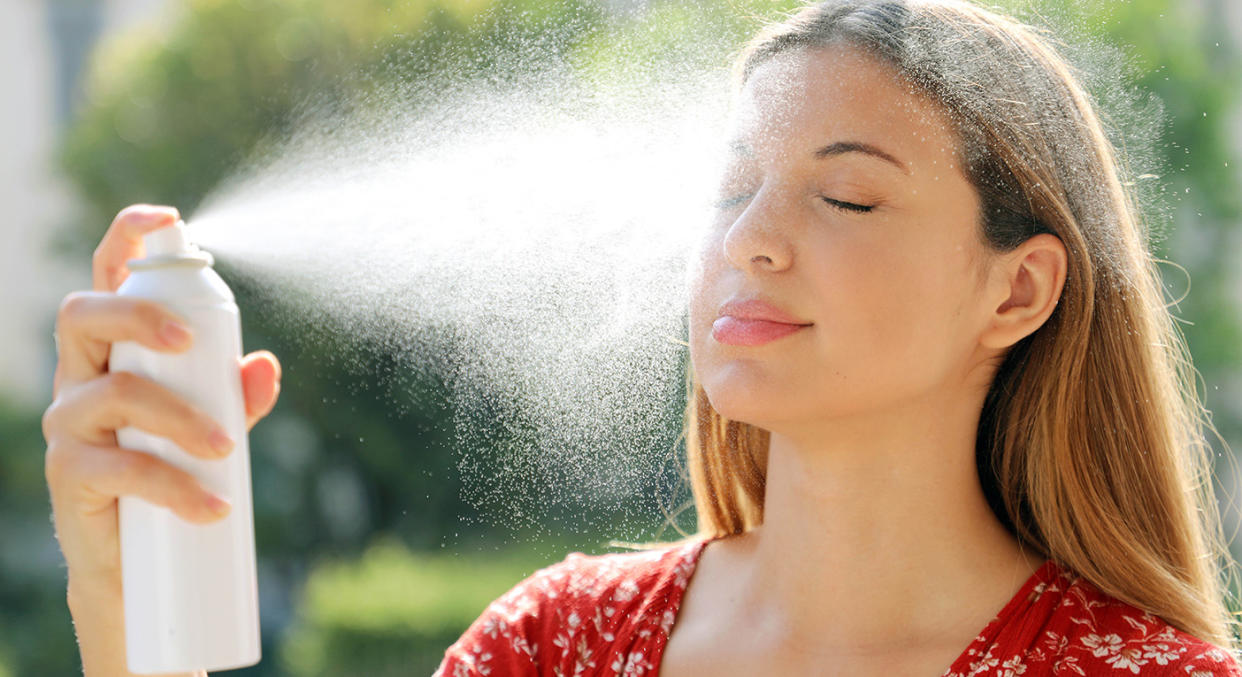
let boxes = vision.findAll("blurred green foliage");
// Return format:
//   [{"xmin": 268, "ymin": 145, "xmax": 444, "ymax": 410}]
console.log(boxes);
[
  {"xmin": 10, "ymin": 0, "xmax": 1236, "ymax": 675},
  {"xmin": 0, "ymin": 643, "xmax": 13, "ymax": 677},
  {"xmin": 280, "ymin": 539, "xmax": 550, "ymax": 675},
  {"xmin": 0, "ymin": 396, "xmax": 81, "ymax": 676},
  {"xmin": 59, "ymin": 0, "xmax": 602, "ymax": 236}
]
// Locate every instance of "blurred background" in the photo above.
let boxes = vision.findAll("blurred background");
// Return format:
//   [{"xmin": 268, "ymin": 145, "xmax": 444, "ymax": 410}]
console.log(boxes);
[{"xmin": 3, "ymin": 0, "xmax": 1240, "ymax": 675}]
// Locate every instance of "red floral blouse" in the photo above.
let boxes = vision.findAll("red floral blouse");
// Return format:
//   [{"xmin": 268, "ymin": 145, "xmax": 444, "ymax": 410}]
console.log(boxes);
[{"xmin": 434, "ymin": 536, "xmax": 1241, "ymax": 676}]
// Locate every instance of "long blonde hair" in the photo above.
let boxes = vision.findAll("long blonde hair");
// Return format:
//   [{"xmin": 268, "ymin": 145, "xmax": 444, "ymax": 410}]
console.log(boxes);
[{"xmin": 685, "ymin": 0, "xmax": 1240, "ymax": 649}]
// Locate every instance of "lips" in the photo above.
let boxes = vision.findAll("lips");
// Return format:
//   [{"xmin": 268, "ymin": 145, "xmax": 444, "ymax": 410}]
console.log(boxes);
[{"xmin": 711, "ymin": 298, "xmax": 811, "ymax": 347}]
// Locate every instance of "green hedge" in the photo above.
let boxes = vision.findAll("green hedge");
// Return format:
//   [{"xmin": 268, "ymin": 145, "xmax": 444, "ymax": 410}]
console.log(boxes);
[{"xmin": 280, "ymin": 538, "xmax": 564, "ymax": 676}]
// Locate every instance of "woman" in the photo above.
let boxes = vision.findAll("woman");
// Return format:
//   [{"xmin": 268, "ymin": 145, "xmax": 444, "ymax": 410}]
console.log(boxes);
[
  {"xmin": 42, "ymin": 1, "xmax": 1241, "ymax": 676},
  {"xmin": 432, "ymin": 1, "xmax": 1242, "ymax": 675}
]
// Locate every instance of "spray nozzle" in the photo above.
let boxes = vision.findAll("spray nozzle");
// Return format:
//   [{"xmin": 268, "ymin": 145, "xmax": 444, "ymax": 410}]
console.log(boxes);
[
  {"xmin": 145, "ymin": 220, "xmax": 192, "ymax": 257},
  {"xmin": 133, "ymin": 220, "xmax": 214, "ymax": 268}
]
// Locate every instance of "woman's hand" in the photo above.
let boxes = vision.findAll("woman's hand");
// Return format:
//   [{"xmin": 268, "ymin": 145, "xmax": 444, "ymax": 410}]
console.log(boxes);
[{"xmin": 42, "ymin": 204, "xmax": 282, "ymax": 676}]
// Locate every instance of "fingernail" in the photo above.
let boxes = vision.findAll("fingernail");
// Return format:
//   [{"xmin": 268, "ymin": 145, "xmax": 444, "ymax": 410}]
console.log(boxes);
[
  {"xmin": 205, "ymin": 494, "xmax": 232, "ymax": 516},
  {"xmin": 160, "ymin": 321, "xmax": 192, "ymax": 346},
  {"xmin": 208, "ymin": 427, "xmax": 234, "ymax": 455}
]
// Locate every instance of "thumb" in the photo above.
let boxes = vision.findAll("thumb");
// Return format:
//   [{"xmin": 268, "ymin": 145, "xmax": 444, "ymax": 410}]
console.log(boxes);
[{"xmin": 240, "ymin": 351, "xmax": 281, "ymax": 431}]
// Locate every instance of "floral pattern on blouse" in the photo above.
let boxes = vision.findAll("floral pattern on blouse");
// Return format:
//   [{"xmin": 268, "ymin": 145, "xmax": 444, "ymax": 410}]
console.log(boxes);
[{"xmin": 434, "ymin": 537, "xmax": 1242, "ymax": 676}]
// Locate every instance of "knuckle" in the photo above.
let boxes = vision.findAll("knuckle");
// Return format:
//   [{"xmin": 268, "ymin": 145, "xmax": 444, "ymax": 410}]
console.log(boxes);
[
  {"xmin": 141, "ymin": 457, "xmax": 197, "ymax": 513},
  {"xmin": 44, "ymin": 442, "xmax": 74, "ymax": 487},
  {"xmin": 104, "ymin": 370, "xmax": 144, "ymax": 400},
  {"xmin": 190, "ymin": 405, "xmax": 216, "ymax": 435},
  {"xmin": 116, "ymin": 449, "xmax": 158, "ymax": 487},
  {"xmin": 127, "ymin": 299, "xmax": 165, "ymax": 328},
  {"xmin": 174, "ymin": 402, "xmax": 210, "ymax": 441},
  {"xmin": 57, "ymin": 291, "xmax": 90, "ymax": 327},
  {"xmin": 115, "ymin": 204, "xmax": 148, "ymax": 222},
  {"xmin": 145, "ymin": 382, "xmax": 197, "ymax": 425},
  {"xmin": 94, "ymin": 261, "xmax": 123, "ymax": 287},
  {"xmin": 91, "ymin": 242, "xmax": 107, "ymax": 264},
  {"xmin": 183, "ymin": 490, "xmax": 209, "ymax": 520},
  {"xmin": 41, "ymin": 402, "xmax": 62, "ymax": 442}
]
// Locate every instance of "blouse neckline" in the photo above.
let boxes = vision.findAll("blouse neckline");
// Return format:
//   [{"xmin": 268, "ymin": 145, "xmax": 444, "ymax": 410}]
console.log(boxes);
[{"xmin": 656, "ymin": 534, "xmax": 1061, "ymax": 673}]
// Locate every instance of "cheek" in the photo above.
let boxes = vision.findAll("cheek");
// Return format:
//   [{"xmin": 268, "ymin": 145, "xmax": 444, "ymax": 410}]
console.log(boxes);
[
  {"xmin": 893, "ymin": 253, "xmax": 981, "ymax": 385},
  {"xmin": 805, "ymin": 230, "xmax": 976, "ymax": 379},
  {"xmin": 687, "ymin": 237, "xmax": 721, "ymax": 368},
  {"xmin": 687, "ymin": 234, "xmax": 716, "ymax": 316},
  {"xmin": 802, "ymin": 230, "xmax": 911, "ymax": 332}
]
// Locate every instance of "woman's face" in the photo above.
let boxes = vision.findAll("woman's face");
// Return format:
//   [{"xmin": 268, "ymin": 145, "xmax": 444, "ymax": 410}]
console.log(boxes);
[{"xmin": 689, "ymin": 44, "xmax": 996, "ymax": 431}]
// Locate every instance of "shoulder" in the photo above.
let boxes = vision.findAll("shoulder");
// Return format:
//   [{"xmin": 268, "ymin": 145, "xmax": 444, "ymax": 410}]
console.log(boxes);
[
  {"xmin": 486, "ymin": 537, "xmax": 702, "ymax": 624},
  {"xmin": 1023, "ymin": 563, "xmax": 1242, "ymax": 675},
  {"xmin": 434, "ymin": 537, "xmax": 706, "ymax": 677}
]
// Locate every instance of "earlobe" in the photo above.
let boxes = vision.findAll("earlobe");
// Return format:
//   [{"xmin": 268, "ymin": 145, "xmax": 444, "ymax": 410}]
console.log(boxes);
[{"xmin": 980, "ymin": 233, "xmax": 1067, "ymax": 350}]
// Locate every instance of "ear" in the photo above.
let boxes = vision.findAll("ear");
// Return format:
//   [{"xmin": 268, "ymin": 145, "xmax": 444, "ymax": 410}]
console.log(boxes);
[{"xmin": 979, "ymin": 233, "xmax": 1067, "ymax": 350}]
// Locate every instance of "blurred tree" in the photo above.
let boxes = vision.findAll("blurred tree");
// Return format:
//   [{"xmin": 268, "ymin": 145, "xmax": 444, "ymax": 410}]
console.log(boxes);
[{"xmin": 58, "ymin": 0, "xmax": 605, "ymax": 240}]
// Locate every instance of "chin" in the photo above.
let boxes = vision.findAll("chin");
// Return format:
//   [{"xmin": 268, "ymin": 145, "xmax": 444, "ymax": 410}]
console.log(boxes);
[
  {"xmin": 691, "ymin": 333, "xmax": 786, "ymax": 425},
  {"xmin": 696, "ymin": 362, "xmax": 801, "ymax": 430}
]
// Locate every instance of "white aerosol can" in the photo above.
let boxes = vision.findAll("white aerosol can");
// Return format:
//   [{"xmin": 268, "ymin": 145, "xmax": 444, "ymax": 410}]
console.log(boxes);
[{"xmin": 110, "ymin": 221, "xmax": 261, "ymax": 674}]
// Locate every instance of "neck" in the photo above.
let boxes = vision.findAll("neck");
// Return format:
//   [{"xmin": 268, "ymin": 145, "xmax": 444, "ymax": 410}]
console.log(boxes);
[{"xmin": 733, "ymin": 390, "xmax": 1043, "ymax": 652}]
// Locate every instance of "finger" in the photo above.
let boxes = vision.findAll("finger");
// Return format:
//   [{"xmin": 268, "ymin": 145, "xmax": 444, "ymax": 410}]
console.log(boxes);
[
  {"xmin": 47, "ymin": 371, "xmax": 232, "ymax": 460},
  {"xmin": 67, "ymin": 444, "xmax": 230, "ymax": 524},
  {"xmin": 93, "ymin": 205, "xmax": 180, "ymax": 292},
  {"xmin": 54, "ymin": 292, "xmax": 192, "ymax": 393},
  {"xmin": 240, "ymin": 351, "xmax": 281, "ymax": 431}
]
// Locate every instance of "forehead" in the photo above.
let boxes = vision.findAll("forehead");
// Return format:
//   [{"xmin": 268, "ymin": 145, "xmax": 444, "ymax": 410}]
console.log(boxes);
[{"xmin": 735, "ymin": 44, "xmax": 961, "ymax": 168}]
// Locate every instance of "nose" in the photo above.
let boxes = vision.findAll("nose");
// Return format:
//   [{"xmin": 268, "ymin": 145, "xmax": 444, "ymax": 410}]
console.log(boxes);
[{"xmin": 721, "ymin": 186, "xmax": 795, "ymax": 273}]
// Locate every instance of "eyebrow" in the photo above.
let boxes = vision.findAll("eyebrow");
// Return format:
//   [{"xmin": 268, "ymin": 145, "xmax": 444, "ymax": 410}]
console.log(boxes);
[
  {"xmin": 813, "ymin": 141, "xmax": 908, "ymax": 173},
  {"xmin": 729, "ymin": 140, "xmax": 909, "ymax": 174}
]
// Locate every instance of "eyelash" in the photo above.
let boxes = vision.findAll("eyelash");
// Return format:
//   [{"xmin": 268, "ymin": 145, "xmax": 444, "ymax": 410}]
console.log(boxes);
[
  {"xmin": 822, "ymin": 197, "xmax": 875, "ymax": 214},
  {"xmin": 712, "ymin": 194, "xmax": 877, "ymax": 214}
]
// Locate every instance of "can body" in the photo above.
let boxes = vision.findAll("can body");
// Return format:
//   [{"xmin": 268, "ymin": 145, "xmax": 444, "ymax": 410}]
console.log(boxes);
[{"xmin": 111, "ymin": 260, "xmax": 261, "ymax": 674}]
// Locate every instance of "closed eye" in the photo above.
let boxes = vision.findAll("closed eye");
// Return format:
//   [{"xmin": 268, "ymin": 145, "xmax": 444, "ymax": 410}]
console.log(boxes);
[
  {"xmin": 715, "ymin": 194, "xmax": 873, "ymax": 212},
  {"xmin": 823, "ymin": 197, "xmax": 875, "ymax": 213}
]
